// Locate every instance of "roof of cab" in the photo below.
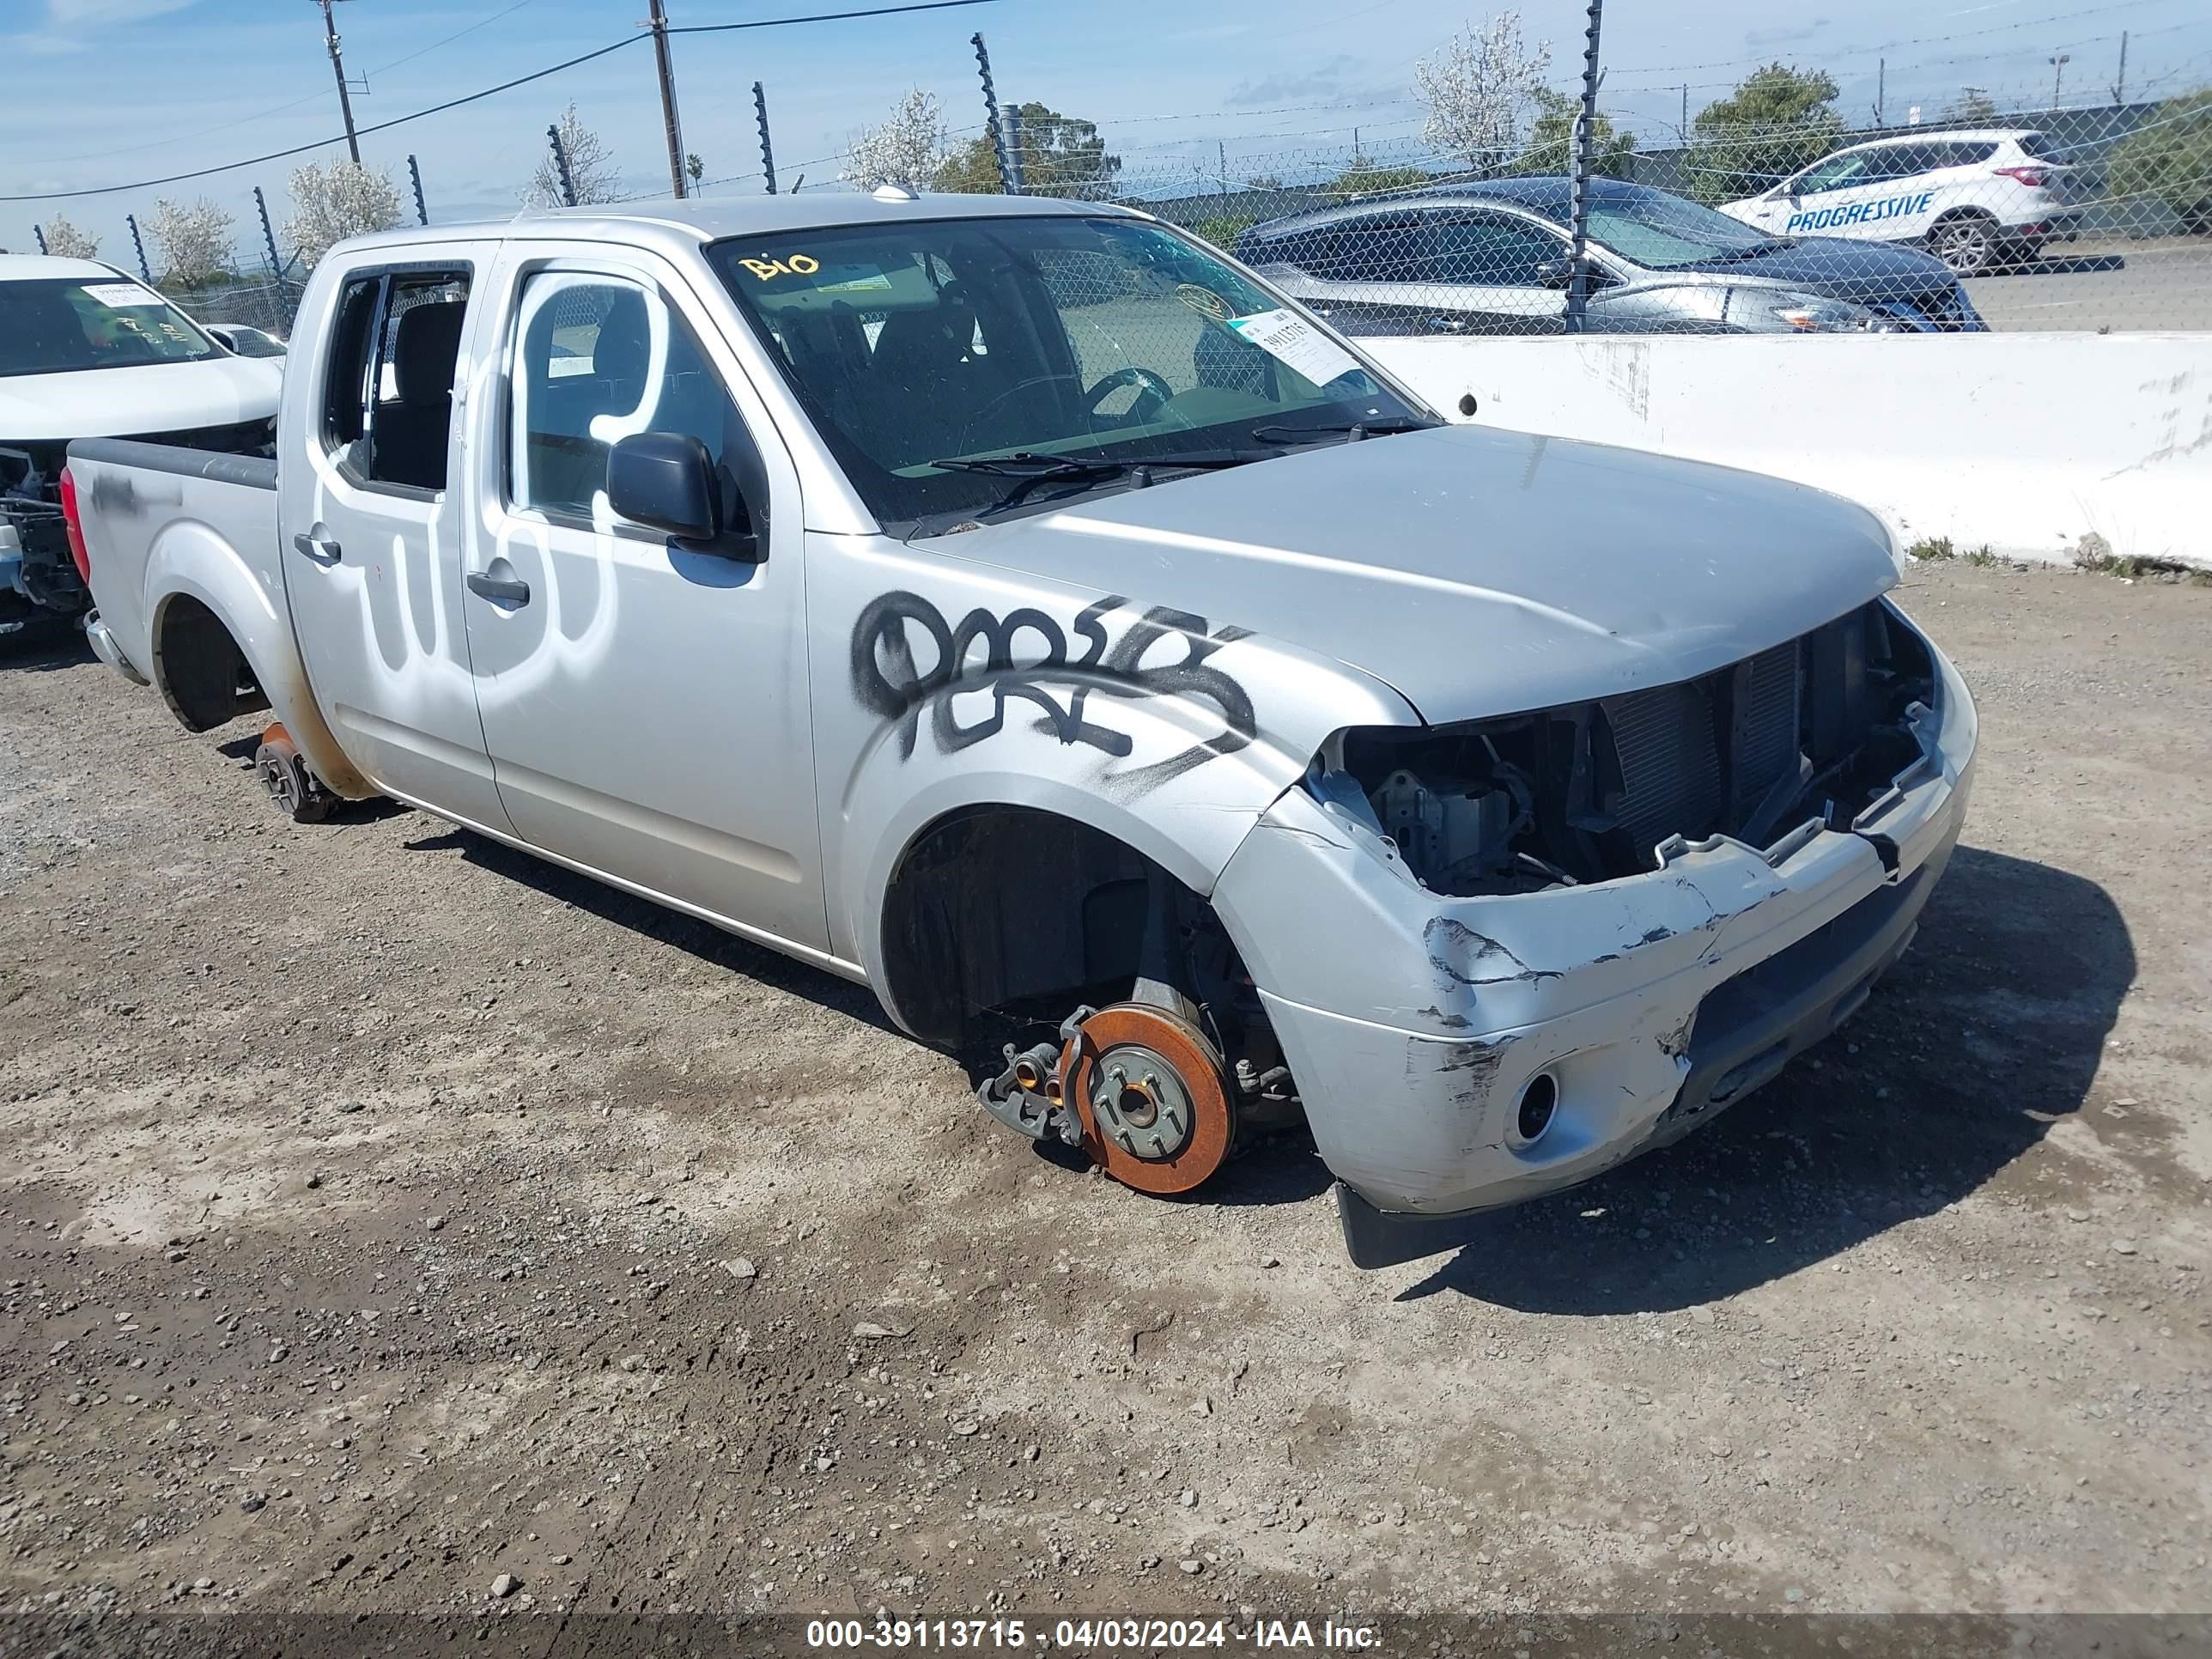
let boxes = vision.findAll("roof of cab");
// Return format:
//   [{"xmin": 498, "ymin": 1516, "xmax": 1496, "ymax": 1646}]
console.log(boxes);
[
  {"xmin": 0, "ymin": 252, "xmax": 130, "ymax": 282},
  {"xmin": 325, "ymin": 190, "xmax": 1145, "ymax": 260}
]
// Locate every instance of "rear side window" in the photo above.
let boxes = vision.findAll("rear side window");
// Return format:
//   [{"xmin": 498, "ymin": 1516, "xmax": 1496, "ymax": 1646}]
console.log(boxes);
[
  {"xmin": 1406, "ymin": 213, "xmax": 1562, "ymax": 285},
  {"xmin": 1939, "ymin": 141, "xmax": 2001, "ymax": 167},
  {"xmin": 321, "ymin": 265, "xmax": 472, "ymax": 494},
  {"xmin": 2016, "ymin": 132, "xmax": 2057, "ymax": 159}
]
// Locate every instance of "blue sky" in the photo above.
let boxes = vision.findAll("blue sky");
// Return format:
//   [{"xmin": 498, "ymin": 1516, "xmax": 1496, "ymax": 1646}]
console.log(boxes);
[{"xmin": 5, "ymin": 0, "xmax": 2208, "ymax": 263}]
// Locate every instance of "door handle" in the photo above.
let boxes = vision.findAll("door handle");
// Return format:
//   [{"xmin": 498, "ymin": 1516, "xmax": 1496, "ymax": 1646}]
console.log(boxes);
[
  {"xmin": 292, "ymin": 532, "xmax": 342, "ymax": 565},
  {"xmin": 466, "ymin": 571, "xmax": 531, "ymax": 606}
]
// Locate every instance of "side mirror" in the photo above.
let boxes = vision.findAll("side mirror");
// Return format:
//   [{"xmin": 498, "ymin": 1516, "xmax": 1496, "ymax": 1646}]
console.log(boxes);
[
  {"xmin": 607, "ymin": 431, "xmax": 760, "ymax": 560},
  {"xmin": 1534, "ymin": 258, "xmax": 1576, "ymax": 289}
]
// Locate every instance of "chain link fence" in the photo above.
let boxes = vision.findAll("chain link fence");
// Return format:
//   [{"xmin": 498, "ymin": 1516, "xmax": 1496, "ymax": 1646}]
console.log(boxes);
[{"xmin": 1113, "ymin": 84, "xmax": 2211, "ymax": 338}]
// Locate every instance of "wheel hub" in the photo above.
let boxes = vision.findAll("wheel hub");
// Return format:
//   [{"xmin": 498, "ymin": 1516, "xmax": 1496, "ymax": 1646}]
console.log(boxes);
[{"xmin": 1086, "ymin": 1042, "xmax": 1195, "ymax": 1161}]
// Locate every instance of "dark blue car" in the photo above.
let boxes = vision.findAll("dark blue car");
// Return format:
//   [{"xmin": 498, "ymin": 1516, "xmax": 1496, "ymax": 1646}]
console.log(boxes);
[{"xmin": 1233, "ymin": 177, "xmax": 1984, "ymax": 336}]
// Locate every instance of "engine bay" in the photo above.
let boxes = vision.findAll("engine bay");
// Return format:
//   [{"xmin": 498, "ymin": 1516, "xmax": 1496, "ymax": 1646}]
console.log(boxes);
[{"xmin": 1325, "ymin": 600, "xmax": 1938, "ymax": 896}]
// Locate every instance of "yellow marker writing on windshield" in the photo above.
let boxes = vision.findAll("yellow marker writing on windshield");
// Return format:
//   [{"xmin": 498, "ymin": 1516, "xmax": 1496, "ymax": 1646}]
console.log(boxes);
[{"xmin": 738, "ymin": 253, "xmax": 822, "ymax": 281}]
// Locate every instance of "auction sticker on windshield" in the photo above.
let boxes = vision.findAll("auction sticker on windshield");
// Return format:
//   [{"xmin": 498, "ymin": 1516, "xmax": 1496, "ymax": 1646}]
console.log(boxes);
[
  {"xmin": 82, "ymin": 283, "xmax": 167, "ymax": 307},
  {"xmin": 1228, "ymin": 307, "xmax": 1358, "ymax": 388}
]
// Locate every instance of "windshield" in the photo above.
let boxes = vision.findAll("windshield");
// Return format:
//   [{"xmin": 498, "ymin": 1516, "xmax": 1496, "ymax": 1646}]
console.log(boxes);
[
  {"xmin": 1577, "ymin": 187, "xmax": 1784, "ymax": 270},
  {"xmin": 708, "ymin": 215, "xmax": 1427, "ymax": 532},
  {"xmin": 0, "ymin": 276, "xmax": 221, "ymax": 376}
]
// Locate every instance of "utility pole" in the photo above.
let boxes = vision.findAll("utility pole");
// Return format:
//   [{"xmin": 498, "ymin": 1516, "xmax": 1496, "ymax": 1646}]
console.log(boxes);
[
  {"xmin": 2049, "ymin": 52, "xmax": 2070, "ymax": 110},
  {"xmin": 1565, "ymin": 0, "xmax": 1604, "ymax": 333},
  {"xmin": 1873, "ymin": 58, "xmax": 1885, "ymax": 127},
  {"xmin": 644, "ymin": 0, "xmax": 688, "ymax": 199},
  {"xmin": 753, "ymin": 82, "xmax": 778, "ymax": 194},
  {"xmin": 314, "ymin": 0, "xmax": 362, "ymax": 164},
  {"xmin": 2112, "ymin": 32, "xmax": 2128, "ymax": 104}
]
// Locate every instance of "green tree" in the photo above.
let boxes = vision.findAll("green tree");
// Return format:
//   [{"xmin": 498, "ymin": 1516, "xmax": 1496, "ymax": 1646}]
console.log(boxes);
[
  {"xmin": 1328, "ymin": 159, "xmax": 1431, "ymax": 199},
  {"xmin": 1514, "ymin": 88, "xmax": 1638, "ymax": 178},
  {"xmin": 936, "ymin": 103, "xmax": 1120, "ymax": 198},
  {"xmin": 2107, "ymin": 89, "xmax": 2212, "ymax": 235},
  {"xmin": 1684, "ymin": 64, "xmax": 1844, "ymax": 204},
  {"xmin": 1944, "ymin": 89, "xmax": 1999, "ymax": 125}
]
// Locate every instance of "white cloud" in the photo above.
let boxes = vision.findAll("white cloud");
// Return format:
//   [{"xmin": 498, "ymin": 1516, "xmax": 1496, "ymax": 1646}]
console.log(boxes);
[{"xmin": 46, "ymin": 0, "xmax": 198, "ymax": 23}]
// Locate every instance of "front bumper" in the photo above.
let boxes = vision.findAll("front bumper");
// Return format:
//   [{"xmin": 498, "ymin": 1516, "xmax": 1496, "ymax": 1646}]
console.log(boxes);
[{"xmin": 1210, "ymin": 626, "xmax": 1977, "ymax": 1268}]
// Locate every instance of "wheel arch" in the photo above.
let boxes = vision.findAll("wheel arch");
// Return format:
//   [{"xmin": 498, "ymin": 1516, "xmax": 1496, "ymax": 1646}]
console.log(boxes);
[
  {"xmin": 865, "ymin": 787, "xmax": 1231, "ymax": 1048},
  {"xmin": 140, "ymin": 530, "xmax": 373, "ymax": 797}
]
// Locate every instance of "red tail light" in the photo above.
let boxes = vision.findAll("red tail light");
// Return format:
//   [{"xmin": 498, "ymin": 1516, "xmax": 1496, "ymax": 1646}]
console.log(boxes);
[
  {"xmin": 1995, "ymin": 166, "xmax": 2050, "ymax": 188},
  {"xmin": 58, "ymin": 466, "xmax": 91, "ymax": 585}
]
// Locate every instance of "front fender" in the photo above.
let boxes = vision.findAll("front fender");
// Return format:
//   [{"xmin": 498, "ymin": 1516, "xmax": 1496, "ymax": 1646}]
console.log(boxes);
[
  {"xmin": 144, "ymin": 520, "xmax": 371, "ymax": 798},
  {"xmin": 811, "ymin": 531, "xmax": 1420, "ymax": 990}
]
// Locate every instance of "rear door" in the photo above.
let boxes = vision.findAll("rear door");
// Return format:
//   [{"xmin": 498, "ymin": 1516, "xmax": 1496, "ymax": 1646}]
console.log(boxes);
[
  {"xmin": 279, "ymin": 249, "xmax": 516, "ymax": 832},
  {"xmin": 456, "ymin": 241, "xmax": 827, "ymax": 952}
]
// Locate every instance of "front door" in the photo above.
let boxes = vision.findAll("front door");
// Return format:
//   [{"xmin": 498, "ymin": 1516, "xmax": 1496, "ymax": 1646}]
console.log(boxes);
[
  {"xmin": 457, "ymin": 246, "xmax": 827, "ymax": 953},
  {"xmin": 280, "ymin": 252, "xmax": 516, "ymax": 833}
]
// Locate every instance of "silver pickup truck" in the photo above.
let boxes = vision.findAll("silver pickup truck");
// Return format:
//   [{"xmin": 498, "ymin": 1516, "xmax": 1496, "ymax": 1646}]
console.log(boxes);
[{"xmin": 66, "ymin": 190, "xmax": 1976, "ymax": 1267}]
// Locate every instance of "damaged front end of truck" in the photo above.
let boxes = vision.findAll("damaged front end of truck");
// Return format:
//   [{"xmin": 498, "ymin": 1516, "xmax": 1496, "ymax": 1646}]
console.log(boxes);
[{"xmin": 1208, "ymin": 595, "xmax": 1976, "ymax": 1268}]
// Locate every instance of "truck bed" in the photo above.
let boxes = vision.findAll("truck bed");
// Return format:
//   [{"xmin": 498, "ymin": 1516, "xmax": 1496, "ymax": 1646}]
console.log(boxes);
[{"xmin": 67, "ymin": 437, "xmax": 360, "ymax": 795}]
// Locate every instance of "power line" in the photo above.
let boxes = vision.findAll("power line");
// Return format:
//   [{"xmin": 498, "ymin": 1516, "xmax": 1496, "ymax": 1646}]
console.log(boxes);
[
  {"xmin": 668, "ymin": 0, "xmax": 996, "ymax": 34},
  {"xmin": 20, "ymin": 0, "xmax": 544, "ymax": 170},
  {"xmin": 3, "ymin": 36, "xmax": 641, "ymax": 204},
  {"xmin": 5, "ymin": 0, "xmax": 1010, "ymax": 206},
  {"xmin": 1601, "ymin": 0, "xmax": 2165, "ymax": 81}
]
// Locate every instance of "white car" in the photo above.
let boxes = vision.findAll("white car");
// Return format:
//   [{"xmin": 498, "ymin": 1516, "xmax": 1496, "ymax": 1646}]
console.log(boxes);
[
  {"xmin": 1720, "ymin": 130, "xmax": 2081, "ymax": 276},
  {"xmin": 1, "ymin": 254, "xmax": 281, "ymax": 627}
]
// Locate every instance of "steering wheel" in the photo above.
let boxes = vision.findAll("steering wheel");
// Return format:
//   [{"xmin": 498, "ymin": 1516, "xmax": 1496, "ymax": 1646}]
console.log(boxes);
[{"xmin": 1081, "ymin": 366, "xmax": 1176, "ymax": 428}]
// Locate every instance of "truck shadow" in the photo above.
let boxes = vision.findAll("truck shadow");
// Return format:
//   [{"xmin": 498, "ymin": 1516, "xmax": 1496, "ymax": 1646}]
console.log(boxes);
[
  {"xmin": 1395, "ymin": 844, "xmax": 2132, "ymax": 1310},
  {"xmin": 405, "ymin": 824, "xmax": 896, "ymax": 1033}
]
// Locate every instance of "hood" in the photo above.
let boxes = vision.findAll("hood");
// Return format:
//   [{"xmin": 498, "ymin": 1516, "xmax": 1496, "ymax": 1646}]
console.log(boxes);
[
  {"xmin": 0, "ymin": 354, "xmax": 282, "ymax": 442},
  {"xmin": 1673, "ymin": 235, "xmax": 1959, "ymax": 304},
  {"xmin": 939, "ymin": 424, "xmax": 1900, "ymax": 724}
]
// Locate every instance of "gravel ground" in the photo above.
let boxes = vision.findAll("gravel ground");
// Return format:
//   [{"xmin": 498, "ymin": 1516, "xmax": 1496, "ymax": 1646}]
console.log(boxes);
[{"xmin": 1, "ymin": 561, "xmax": 2207, "ymax": 1647}]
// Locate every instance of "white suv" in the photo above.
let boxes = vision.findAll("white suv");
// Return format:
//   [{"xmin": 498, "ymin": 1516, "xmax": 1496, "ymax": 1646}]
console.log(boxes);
[{"xmin": 1720, "ymin": 130, "xmax": 2080, "ymax": 275}]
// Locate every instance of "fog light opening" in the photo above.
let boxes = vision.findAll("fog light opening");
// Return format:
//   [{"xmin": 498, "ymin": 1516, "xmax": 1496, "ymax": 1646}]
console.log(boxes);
[{"xmin": 1515, "ymin": 1073, "xmax": 1559, "ymax": 1146}]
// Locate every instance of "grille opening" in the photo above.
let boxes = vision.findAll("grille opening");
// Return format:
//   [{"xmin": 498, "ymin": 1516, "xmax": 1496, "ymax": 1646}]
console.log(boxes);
[{"xmin": 1336, "ymin": 600, "xmax": 1936, "ymax": 896}]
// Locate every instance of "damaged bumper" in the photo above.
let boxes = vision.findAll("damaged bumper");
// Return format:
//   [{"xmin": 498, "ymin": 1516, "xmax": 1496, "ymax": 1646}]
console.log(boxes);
[{"xmin": 1211, "ymin": 632, "xmax": 1976, "ymax": 1269}]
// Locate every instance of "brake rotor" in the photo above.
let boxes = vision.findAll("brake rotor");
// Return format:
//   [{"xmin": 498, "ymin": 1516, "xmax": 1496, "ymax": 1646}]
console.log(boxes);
[{"xmin": 1062, "ymin": 1003, "xmax": 1236, "ymax": 1195}]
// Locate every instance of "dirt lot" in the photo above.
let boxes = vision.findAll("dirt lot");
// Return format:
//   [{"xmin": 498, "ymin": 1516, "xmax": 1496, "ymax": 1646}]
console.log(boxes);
[{"xmin": 1, "ymin": 561, "xmax": 2207, "ymax": 1647}]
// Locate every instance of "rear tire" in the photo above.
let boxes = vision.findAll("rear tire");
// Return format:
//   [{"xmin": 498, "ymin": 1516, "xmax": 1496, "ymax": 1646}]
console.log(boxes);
[{"xmin": 1930, "ymin": 213, "xmax": 1998, "ymax": 276}]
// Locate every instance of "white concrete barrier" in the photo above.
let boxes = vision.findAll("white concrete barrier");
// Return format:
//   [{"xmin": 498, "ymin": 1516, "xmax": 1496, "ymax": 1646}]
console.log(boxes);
[{"xmin": 1367, "ymin": 332, "xmax": 2212, "ymax": 568}]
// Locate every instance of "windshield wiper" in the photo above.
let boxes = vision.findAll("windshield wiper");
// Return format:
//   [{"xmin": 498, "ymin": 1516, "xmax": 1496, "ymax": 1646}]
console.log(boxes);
[
  {"xmin": 930, "ymin": 447, "xmax": 1274, "ymax": 519},
  {"xmin": 1248, "ymin": 416, "xmax": 1431, "ymax": 446}
]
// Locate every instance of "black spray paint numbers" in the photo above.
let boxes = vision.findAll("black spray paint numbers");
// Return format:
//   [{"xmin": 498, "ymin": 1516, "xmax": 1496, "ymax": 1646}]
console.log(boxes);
[{"xmin": 850, "ymin": 592, "xmax": 1256, "ymax": 790}]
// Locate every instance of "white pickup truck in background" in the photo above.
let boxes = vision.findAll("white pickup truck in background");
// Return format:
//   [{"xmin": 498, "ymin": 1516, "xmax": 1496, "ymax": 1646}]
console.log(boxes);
[
  {"xmin": 64, "ymin": 191, "xmax": 1975, "ymax": 1266},
  {"xmin": 1, "ymin": 254, "xmax": 280, "ymax": 630}
]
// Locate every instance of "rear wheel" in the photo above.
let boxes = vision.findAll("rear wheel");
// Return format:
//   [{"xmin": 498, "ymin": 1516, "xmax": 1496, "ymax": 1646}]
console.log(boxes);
[
  {"xmin": 253, "ymin": 726, "xmax": 333, "ymax": 823},
  {"xmin": 1930, "ymin": 212, "xmax": 1998, "ymax": 276}
]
